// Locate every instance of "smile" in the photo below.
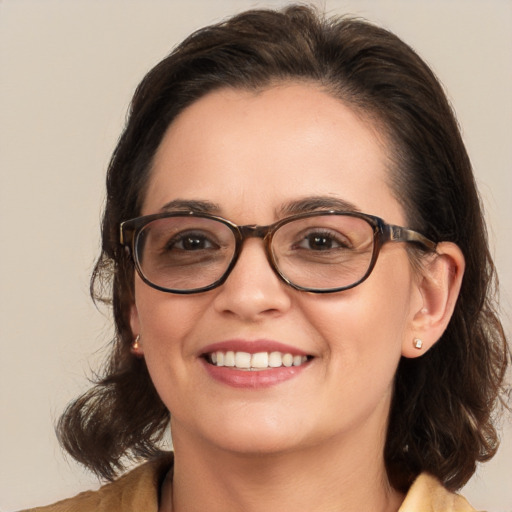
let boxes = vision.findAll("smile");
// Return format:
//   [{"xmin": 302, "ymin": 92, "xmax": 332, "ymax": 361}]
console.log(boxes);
[{"xmin": 206, "ymin": 351, "xmax": 310, "ymax": 370}]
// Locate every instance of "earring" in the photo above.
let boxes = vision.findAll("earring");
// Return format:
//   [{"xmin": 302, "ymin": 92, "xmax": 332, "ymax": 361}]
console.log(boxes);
[
  {"xmin": 131, "ymin": 334, "xmax": 142, "ymax": 355},
  {"xmin": 413, "ymin": 338, "xmax": 423, "ymax": 349}
]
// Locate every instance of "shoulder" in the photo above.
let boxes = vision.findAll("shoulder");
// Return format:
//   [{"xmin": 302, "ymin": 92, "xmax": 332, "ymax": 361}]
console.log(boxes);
[
  {"xmin": 399, "ymin": 473, "xmax": 477, "ymax": 512},
  {"xmin": 19, "ymin": 453, "xmax": 174, "ymax": 512}
]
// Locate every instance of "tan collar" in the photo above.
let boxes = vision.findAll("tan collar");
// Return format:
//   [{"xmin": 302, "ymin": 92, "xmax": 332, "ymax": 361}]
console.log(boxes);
[{"xmin": 399, "ymin": 473, "xmax": 476, "ymax": 512}]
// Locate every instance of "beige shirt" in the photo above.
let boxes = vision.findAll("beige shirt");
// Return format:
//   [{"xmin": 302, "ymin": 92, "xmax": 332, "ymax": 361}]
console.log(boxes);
[{"xmin": 22, "ymin": 453, "xmax": 477, "ymax": 512}]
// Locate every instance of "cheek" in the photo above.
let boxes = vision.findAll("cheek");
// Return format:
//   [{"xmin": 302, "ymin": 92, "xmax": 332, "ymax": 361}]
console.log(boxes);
[
  {"xmin": 132, "ymin": 287, "xmax": 213, "ymax": 412},
  {"xmin": 301, "ymin": 253, "xmax": 414, "ymax": 367},
  {"xmin": 132, "ymin": 276, "xmax": 213, "ymax": 365}
]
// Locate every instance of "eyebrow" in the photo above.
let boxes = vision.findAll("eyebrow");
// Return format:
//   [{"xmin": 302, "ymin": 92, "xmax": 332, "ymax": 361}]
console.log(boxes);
[
  {"xmin": 278, "ymin": 196, "xmax": 361, "ymax": 217},
  {"xmin": 159, "ymin": 199, "xmax": 222, "ymax": 214}
]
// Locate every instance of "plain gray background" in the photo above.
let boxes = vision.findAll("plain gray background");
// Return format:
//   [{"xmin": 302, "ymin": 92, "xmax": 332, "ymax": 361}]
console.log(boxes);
[{"xmin": 1, "ymin": 1, "xmax": 510, "ymax": 510}]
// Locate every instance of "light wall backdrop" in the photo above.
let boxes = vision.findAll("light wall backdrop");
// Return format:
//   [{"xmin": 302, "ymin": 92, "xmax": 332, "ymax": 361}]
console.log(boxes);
[{"xmin": 1, "ymin": 1, "xmax": 510, "ymax": 510}]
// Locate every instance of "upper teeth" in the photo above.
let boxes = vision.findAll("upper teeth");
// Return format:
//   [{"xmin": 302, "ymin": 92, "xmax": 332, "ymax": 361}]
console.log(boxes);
[{"xmin": 209, "ymin": 351, "xmax": 308, "ymax": 370}]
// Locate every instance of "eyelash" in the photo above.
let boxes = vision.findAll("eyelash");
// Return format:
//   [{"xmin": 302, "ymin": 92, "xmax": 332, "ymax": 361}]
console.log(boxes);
[
  {"xmin": 293, "ymin": 229, "xmax": 352, "ymax": 251},
  {"xmin": 164, "ymin": 231, "xmax": 218, "ymax": 251}
]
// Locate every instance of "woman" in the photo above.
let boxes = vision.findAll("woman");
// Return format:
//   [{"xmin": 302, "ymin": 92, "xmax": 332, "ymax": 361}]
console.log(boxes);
[{"xmin": 25, "ymin": 5, "xmax": 508, "ymax": 511}]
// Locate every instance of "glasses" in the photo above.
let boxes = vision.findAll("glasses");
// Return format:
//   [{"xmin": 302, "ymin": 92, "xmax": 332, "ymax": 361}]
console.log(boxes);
[{"xmin": 120, "ymin": 210, "xmax": 436, "ymax": 294}]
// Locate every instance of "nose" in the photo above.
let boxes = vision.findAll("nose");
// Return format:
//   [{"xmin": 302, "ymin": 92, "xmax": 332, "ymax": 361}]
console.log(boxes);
[{"xmin": 212, "ymin": 238, "xmax": 292, "ymax": 321}]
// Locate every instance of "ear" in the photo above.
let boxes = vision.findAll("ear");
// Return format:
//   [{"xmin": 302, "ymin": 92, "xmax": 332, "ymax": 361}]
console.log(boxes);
[
  {"xmin": 402, "ymin": 242, "xmax": 465, "ymax": 358},
  {"xmin": 129, "ymin": 302, "xmax": 144, "ymax": 356}
]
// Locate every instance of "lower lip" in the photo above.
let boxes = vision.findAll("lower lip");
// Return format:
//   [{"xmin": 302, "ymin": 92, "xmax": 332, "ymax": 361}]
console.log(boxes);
[{"xmin": 201, "ymin": 359, "xmax": 309, "ymax": 388}]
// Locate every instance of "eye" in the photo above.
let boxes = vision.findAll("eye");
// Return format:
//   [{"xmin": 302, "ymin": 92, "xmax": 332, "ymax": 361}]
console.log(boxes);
[
  {"xmin": 295, "ymin": 230, "xmax": 351, "ymax": 251},
  {"xmin": 165, "ymin": 231, "xmax": 219, "ymax": 252}
]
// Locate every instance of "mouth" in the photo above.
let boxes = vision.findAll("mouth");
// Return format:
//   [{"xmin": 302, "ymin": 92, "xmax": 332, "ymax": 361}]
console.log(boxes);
[
  {"xmin": 203, "ymin": 350, "xmax": 311, "ymax": 371},
  {"xmin": 199, "ymin": 340, "xmax": 313, "ymax": 387}
]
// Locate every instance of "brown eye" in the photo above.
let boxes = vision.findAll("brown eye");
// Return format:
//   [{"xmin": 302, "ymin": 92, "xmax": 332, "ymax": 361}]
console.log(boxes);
[
  {"xmin": 294, "ymin": 230, "xmax": 350, "ymax": 251},
  {"xmin": 165, "ymin": 231, "xmax": 219, "ymax": 252}
]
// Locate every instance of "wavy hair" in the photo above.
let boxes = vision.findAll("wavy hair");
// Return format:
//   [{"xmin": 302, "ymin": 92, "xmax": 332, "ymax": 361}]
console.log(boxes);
[{"xmin": 57, "ymin": 5, "xmax": 509, "ymax": 491}]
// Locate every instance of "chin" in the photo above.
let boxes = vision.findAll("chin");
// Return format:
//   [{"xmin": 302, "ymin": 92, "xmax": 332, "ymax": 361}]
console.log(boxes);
[{"xmin": 186, "ymin": 413, "xmax": 312, "ymax": 456}]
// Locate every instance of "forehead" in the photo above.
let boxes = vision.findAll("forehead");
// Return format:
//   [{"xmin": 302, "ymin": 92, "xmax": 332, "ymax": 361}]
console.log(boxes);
[{"xmin": 145, "ymin": 83, "xmax": 403, "ymax": 224}]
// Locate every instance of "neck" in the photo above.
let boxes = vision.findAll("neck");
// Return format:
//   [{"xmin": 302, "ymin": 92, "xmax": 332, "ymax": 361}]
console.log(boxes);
[{"xmin": 165, "ymin": 427, "xmax": 404, "ymax": 512}]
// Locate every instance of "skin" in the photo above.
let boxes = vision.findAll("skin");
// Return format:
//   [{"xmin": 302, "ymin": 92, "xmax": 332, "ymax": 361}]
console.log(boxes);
[{"xmin": 130, "ymin": 83, "xmax": 464, "ymax": 512}]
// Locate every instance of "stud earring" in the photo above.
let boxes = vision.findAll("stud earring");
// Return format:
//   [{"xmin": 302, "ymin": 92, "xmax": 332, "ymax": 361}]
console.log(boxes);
[
  {"xmin": 413, "ymin": 338, "xmax": 423, "ymax": 349},
  {"xmin": 131, "ymin": 334, "xmax": 142, "ymax": 355}
]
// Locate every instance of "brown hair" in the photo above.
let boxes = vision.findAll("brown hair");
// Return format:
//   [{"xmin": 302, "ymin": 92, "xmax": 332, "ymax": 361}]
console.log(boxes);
[{"xmin": 57, "ymin": 5, "xmax": 509, "ymax": 491}]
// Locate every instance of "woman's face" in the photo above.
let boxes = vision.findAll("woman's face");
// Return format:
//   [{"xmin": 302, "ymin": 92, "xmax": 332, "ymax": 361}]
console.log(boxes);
[{"xmin": 130, "ymin": 83, "xmax": 423, "ymax": 456}]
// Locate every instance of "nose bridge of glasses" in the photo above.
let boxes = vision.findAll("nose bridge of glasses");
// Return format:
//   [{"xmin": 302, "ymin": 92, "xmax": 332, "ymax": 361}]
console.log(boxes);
[
  {"xmin": 237, "ymin": 224, "xmax": 273, "ymax": 240},
  {"xmin": 238, "ymin": 224, "xmax": 266, "ymax": 237},
  {"xmin": 236, "ymin": 224, "xmax": 277, "ymax": 260},
  {"xmin": 233, "ymin": 224, "xmax": 276, "ymax": 269}
]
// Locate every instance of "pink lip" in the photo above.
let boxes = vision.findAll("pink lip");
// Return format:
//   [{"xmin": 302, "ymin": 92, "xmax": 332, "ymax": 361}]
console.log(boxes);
[
  {"xmin": 200, "ymin": 359, "xmax": 310, "ymax": 388},
  {"xmin": 199, "ymin": 339, "xmax": 309, "ymax": 357},
  {"xmin": 199, "ymin": 339, "xmax": 312, "ymax": 389}
]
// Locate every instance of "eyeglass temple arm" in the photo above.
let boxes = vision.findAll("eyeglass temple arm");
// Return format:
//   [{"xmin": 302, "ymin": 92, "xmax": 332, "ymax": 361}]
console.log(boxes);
[
  {"xmin": 119, "ymin": 222, "xmax": 135, "ymax": 246},
  {"xmin": 385, "ymin": 224, "xmax": 437, "ymax": 251}
]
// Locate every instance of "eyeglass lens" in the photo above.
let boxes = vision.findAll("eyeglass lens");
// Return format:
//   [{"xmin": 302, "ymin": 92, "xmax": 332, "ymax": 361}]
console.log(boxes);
[{"xmin": 134, "ymin": 214, "xmax": 376, "ymax": 292}]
